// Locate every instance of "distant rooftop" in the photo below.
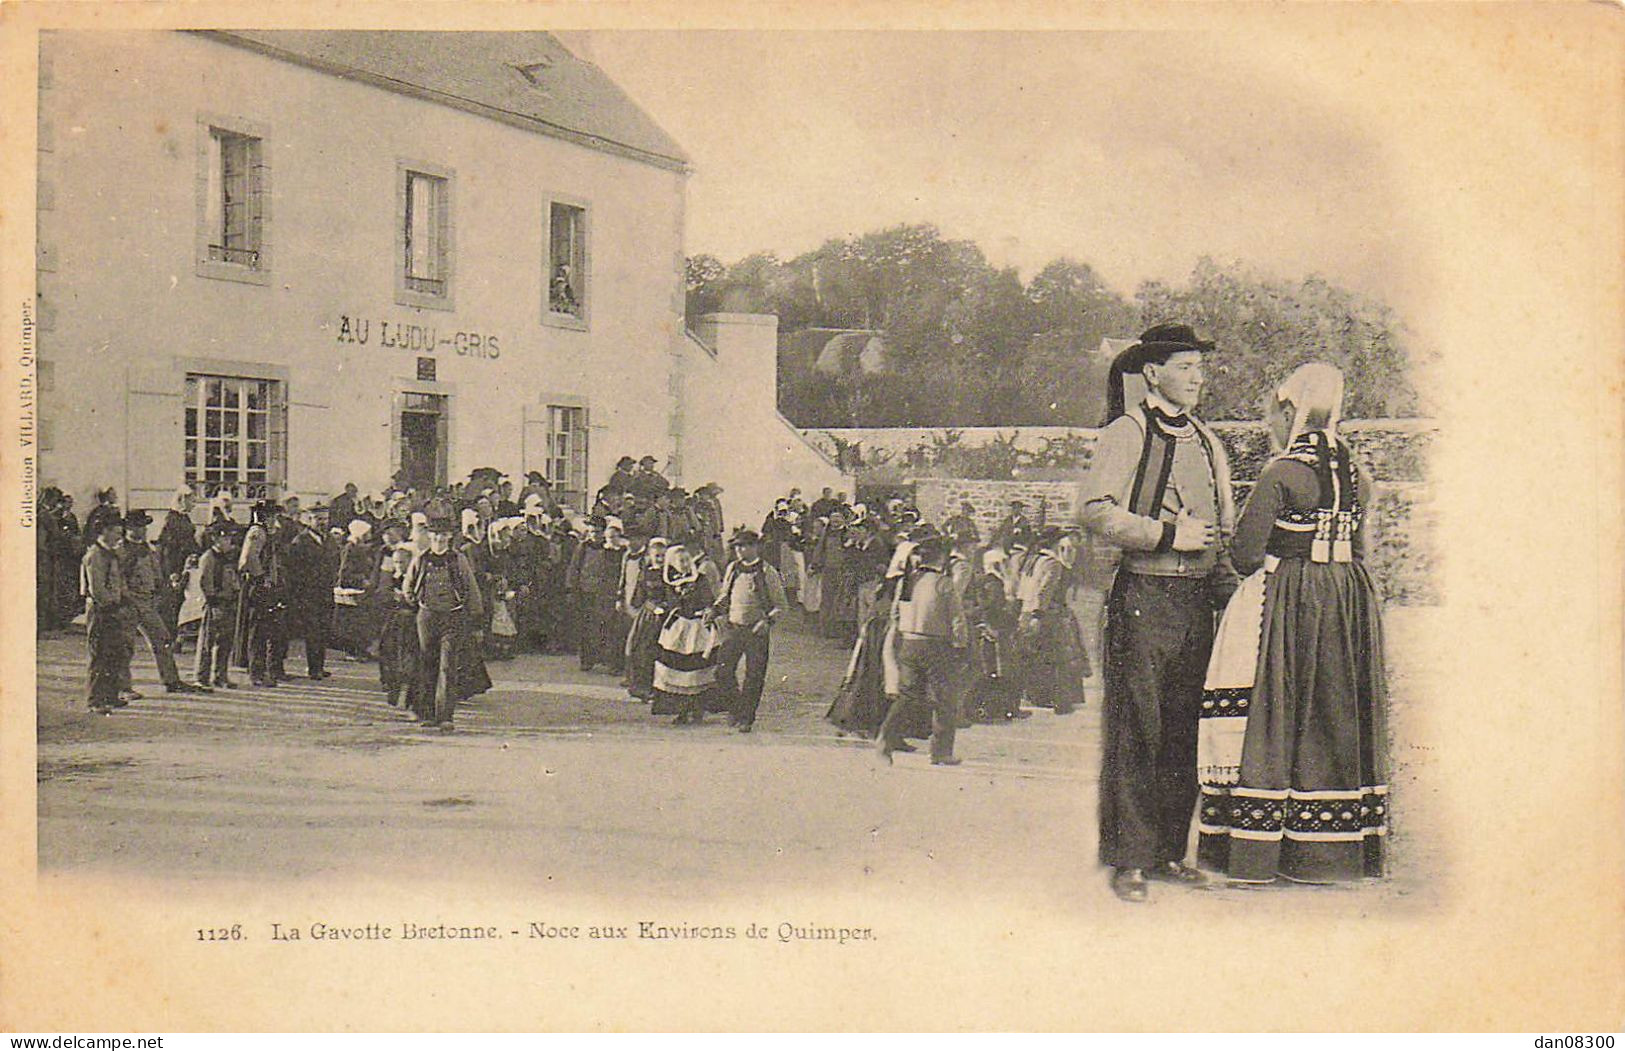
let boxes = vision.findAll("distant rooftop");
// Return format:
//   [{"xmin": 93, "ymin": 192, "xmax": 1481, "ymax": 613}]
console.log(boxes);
[{"xmin": 197, "ymin": 30, "xmax": 690, "ymax": 172}]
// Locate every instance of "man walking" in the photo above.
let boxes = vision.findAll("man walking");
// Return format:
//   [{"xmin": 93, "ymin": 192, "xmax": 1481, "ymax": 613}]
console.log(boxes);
[
  {"xmin": 877, "ymin": 534, "xmax": 968, "ymax": 765},
  {"xmin": 711, "ymin": 529, "xmax": 788, "ymax": 733},
  {"xmin": 1080, "ymin": 323, "xmax": 1237, "ymax": 903},
  {"xmin": 81, "ymin": 515, "xmax": 134, "ymax": 712},
  {"xmin": 118, "ymin": 510, "xmax": 208, "ymax": 696},
  {"xmin": 403, "ymin": 516, "xmax": 484, "ymax": 731}
]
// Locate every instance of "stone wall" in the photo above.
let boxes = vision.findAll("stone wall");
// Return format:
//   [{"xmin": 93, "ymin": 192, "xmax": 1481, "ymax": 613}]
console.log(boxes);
[{"xmin": 895, "ymin": 419, "xmax": 1437, "ymax": 606}]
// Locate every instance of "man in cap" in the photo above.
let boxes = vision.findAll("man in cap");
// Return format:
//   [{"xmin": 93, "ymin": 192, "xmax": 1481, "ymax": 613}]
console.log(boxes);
[
  {"xmin": 403, "ymin": 515, "xmax": 485, "ymax": 730},
  {"xmin": 80, "ymin": 514, "xmax": 135, "ymax": 712},
  {"xmin": 710, "ymin": 528, "xmax": 789, "ymax": 733},
  {"xmin": 1080, "ymin": 323, "xmax": 1238, "ymax": 902},
  {"xmin": 117, "ymin": 510, "xmax": 208, "ymax": 695}
]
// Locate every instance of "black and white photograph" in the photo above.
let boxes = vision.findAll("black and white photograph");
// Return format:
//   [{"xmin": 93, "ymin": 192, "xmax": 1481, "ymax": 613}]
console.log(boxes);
[{"xmin": 2, "ymin": 1, "xmax": 1621, "ymax": 1034}]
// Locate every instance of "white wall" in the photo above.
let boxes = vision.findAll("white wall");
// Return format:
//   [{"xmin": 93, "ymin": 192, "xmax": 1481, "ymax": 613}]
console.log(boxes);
[
  {"xmin": 37, "ymin": 31, "xmax": 687, "ymax": 512},
  {"xmin": 680, "ymin": 314, "xmax": 850, "ymax": 533}
]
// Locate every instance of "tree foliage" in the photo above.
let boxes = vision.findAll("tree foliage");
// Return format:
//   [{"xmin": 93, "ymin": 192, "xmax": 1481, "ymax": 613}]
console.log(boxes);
[{"xmin": 687, "ymin": 228, "xmax": 1421, "ymax": 426}]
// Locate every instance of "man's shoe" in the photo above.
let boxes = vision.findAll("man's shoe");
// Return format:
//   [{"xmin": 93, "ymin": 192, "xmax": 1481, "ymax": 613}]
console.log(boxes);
[
  {"xmin": 437, "ymin": 721, "xmax": 454, "ymax": 733},
  {"xmin": 1111, "ymin": 868, "xmax": 1150, "ymax": 903},
  {"xmin": 736, "ymin": 723, "xmax": 753, "ymax": 734},
  {"xmin": 1146, "ymin": 861, "xmax": 1210, "ymax": 886},
  {"xmin": 166, "ymin": 681, "xmax": 207, "ymax": 694},
  {"xmin": 311, "ymin": 671, "xmax": 331, "ymax": 680},
  {"xmin": 88, "ymin": 701, "xmax": 116, "ymax": 714},
  {"xmin": 930, "ymin": 757, "xmax": 963, "ymax": 766},
  {"xmin": 891, "ymin": 742, "xmax": 918, "ymax": 753},
  {"xmin": 215, "ymin": 678, "xmax": 236, "ymax": 689},
  {"xmin": 193, "ymin": 681, "xmax": 217, "ymax": 693},
  {"xmin": 118, "ymin": 690, "xmax": 142, "ymax": 702}
]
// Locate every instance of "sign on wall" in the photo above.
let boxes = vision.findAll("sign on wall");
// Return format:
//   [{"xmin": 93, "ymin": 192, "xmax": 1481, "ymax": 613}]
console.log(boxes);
[{"xmin": 334, "ymin": 314, "xmax": 500, "ymax": 360}]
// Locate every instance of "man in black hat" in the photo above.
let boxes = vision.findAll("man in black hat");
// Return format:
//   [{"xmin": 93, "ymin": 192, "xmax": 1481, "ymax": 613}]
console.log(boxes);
[
  {"xmin": 80, "ymin": 515, "xmax": 134, "ymax": 712},
  {"xmin": 284, "ymin": 508, "xmax": 338, "ymax": 680},
  {"xmin": 117, "ymin": 510, "xmax": 208, "ymax": 695},
  {"xmin": 711, "ymin": 528, "xmax": 788, "ymax": 733},
  {"xmin": 629, "ymin": 455, "xmax": 671, "ymax": 504},
  {"xmin": 596, "ymin": 457, "xmax": 639, "ymax": 507},
  {"xmin": 877, "ymin": 533, "xmax": 967, "ymax": 764},
  {"xmin": 1081, "ymin": 322, "xmax": 1238, "ymax": 902},
  {"xmin": 403, "ymin": 515, "xmax": 485, "ymax": 730},
  {"xmin": 235, "ymin": 500, "xmax": 287, "ymax": 687}
]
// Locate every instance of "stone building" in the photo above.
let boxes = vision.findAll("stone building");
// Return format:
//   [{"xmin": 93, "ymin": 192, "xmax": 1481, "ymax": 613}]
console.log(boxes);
[{"xmin": 35, "ymin": 29, "xmax": 843, "ymax": 525}]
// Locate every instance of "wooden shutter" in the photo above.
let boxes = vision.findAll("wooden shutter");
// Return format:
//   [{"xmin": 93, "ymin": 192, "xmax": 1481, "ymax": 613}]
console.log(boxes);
[{"xmin": 126, "ymin": 362, "xmax": 184, "ymax": 512}]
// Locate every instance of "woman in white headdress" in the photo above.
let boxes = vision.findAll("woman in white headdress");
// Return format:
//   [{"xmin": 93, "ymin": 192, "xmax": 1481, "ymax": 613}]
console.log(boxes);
[
  {"xmin": 650, "ymin": 544, "xmax": 719, "ymax": 725},
  {"xmin": 1195, "ymin": 362, "xmax": 1388, "ymax": 884},
  {"xmin": 825, "ymin": 539, "xmax": 925, "ymax": 740}
]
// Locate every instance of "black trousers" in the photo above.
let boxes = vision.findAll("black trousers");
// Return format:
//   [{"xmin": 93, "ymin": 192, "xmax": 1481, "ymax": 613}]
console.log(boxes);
[
  {"xmin": 195, "ymin": 604, "xmax": 234, "ymax": 685},
  {"xmin": 416, "ymin": 607, "xmax": 467, "ymax": 724},
  {"xmin": 297, "ymin": 604, "xmax": 332, "ymax": 677},
  {"xmin": 716, "ymin": 625, "xmax": 770, "ymax": 727},
  {"xmin": 880, "ymin": 636, "xmax": 959, "ymax": 760},
  {"xmin": 1098, "ymin": 573, "xmax": 1215, "ymax": 870},
  {"xmin": 85, "ymin": 605, "xmax": 132, "ymax": 706},
  {"xmin": 577, "ymin": 594, "xmax": 621, "ymax": 672}
]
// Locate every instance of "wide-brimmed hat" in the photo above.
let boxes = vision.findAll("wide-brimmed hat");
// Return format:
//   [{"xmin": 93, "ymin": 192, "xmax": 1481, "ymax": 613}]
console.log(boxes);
[
  {"xmin": 1115, "ymin": 323, "xmax": 1215, "ymax": 374},
  {"xmin": 123, "ymin": 510, "xmax": 152, "ymax": 530},
  {"xmin": 1105, "ymin": 322, "xmax": 1216, "ymax": 422},
  {"xmin": 425, "ymin": 516, "xmax": 457, "ymax": 535},
  {"xmin": 733, "ymin": 528, "xmax": 761, "ymax": 546}
]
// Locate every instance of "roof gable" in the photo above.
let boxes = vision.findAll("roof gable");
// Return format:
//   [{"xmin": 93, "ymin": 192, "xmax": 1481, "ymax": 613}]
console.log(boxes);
[{"xmin": 199, "ymin": 30, "xmax": 689, "ymax": 172}]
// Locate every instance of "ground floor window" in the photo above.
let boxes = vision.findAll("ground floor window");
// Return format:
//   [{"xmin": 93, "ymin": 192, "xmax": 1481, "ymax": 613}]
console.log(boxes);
[
  {"xmin": 546, "ymin": 404, "xmax": 589, "ymax": 509},
  {"xmin": 184, "ymin": 373, "xmax": 286, "ymax": 500}
]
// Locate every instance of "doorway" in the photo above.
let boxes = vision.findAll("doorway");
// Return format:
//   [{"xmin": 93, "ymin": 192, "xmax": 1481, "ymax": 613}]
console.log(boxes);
[{"xmin": 398, "ymin": 392, "xmax": 447, "ymax": 490}]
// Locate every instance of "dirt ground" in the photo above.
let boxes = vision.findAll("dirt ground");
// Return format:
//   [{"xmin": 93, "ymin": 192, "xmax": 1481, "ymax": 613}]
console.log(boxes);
[{"xmin": 34, "ymin": 606, "xmax": 1443, "ymax": 911}]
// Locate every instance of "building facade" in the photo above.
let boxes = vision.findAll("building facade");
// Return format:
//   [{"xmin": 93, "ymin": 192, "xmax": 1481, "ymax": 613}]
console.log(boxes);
[{"xmin": 36, "ymin": 30, "xmax": 844, "ymax": 527}]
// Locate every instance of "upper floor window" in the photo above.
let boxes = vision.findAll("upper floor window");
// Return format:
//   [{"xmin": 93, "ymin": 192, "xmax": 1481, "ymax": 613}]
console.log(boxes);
[
  {"xmin": 196, "ymin": 115, "xmax": 271, "ymax": 285},
  {"xmin": 546, "ymin": 200, "xmax": 588, "ymax": 326},
  {"xmin": 396, "ymin": 161, "xmax": 455, "ymax": 310}
]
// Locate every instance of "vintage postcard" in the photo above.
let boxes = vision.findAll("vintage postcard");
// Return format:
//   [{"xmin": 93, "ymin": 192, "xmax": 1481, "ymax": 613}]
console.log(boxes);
[{"xmin": 0, "ymin": 0, "xmax": 1621, "ymax": 1033}]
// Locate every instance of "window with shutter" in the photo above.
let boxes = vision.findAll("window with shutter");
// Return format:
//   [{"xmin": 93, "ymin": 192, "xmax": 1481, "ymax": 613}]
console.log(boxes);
[
  {"xmin": 197, "ymin": 116, "xmax": 270, "ymax": 283},
  {"xmin": 396, "ymin": 161, "xmax": 455, "ymax": 310},
  {"xmin": 184, "ymin": 373, "xmax": 287, "ymax": 501}
]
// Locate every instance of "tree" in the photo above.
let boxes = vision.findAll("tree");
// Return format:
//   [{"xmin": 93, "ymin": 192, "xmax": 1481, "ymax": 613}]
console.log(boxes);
[
  {"xmin": 684, "ymin": 253, "xmax": 725, "ymax": 319},
  {"xmin": 1136, "ymin": 258, "xmax": 1422, "ymax": 420}
]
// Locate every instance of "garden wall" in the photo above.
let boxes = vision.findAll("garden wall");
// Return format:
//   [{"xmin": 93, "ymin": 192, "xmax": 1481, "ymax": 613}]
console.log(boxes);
[{"xmin": 841, "ymin": 419, "xmax": 1437, "ymax": 606}]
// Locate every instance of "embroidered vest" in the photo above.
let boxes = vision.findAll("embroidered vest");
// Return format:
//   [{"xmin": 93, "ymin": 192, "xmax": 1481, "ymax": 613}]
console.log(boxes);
[{"xmin": 1267, "ymin": 432, "xmax": 1362, "ymax": 564}]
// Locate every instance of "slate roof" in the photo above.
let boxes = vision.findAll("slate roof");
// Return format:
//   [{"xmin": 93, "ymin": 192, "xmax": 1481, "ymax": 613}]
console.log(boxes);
[{"xmin": 197, "ymin": 30, "xmax": 689, "ymax": 172}]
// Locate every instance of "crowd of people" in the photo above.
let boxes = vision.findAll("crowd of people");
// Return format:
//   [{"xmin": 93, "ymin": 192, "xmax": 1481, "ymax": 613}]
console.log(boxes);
[{"xmin": 39, "ymin": 322, "xmax": 1391, "ymax": 896}]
